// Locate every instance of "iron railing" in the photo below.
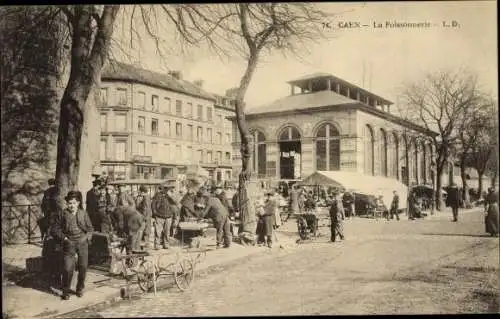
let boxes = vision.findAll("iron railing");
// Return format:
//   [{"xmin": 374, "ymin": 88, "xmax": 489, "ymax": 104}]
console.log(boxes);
[{"xmin": 1, "ymin": 204, "xmax": 42, "ymax": 245}]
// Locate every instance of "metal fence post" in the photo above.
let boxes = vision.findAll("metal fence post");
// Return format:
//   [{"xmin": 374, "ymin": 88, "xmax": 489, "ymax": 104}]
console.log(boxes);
[{"xmin": 28, "ymin": 205, "xmax": 32, "ymax": 245}]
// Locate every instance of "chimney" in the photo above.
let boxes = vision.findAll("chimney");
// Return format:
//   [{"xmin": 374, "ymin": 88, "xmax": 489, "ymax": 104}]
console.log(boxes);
[
  {"xmin": 193, "ymin": 79, "xmax": 204, "ymax": 88},
  {"xmin": 168, "ymin": 70, "xmax": 182, "ymax": 80}
]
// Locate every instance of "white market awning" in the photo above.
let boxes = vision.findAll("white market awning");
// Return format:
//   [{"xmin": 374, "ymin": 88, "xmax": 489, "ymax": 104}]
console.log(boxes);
[{"xmin": 301, "ymin": 171, "xmax": 408, "ymax": 209}]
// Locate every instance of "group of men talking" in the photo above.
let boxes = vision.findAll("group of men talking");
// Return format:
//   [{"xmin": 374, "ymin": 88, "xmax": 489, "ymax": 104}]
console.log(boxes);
[{"xmin": 39, "ymin": 177, "xmax": 235, "ymax": 301}]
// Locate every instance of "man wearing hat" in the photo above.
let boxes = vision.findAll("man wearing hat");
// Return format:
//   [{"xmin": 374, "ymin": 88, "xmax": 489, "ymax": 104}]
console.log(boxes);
[
  {"xmin": 261, "ymin": 190, "xmax": 278, "ymax": 248},
  {"xmin": 445, "ymin": 182, "xmax": 462, "ymax": 222},
  {"xmin": 40, "ymin": 178, "xmax": 58, "ymax": 241},
  {"xmin": 152, "ymin": 185, "xmax": 179, "ymax": 249},
  {"xmin": 329, "ymin": 192, "xmax": 345, "ymax": 243},
  {"xmin": 51, "ymin": 190, "xmax": 94, "ymax": 300},
  {"xmin": 200, "ymin": 188, "xmax": 231, "ymax": 248},
  {"xmin": 117, "ymin": 184, "xmax": 136, "ymax": 208},
  {"xmin": 112, "ymin": 205, "xmax": 145, "ymax": 254},
  {"xmin": 86, "ymin": 179, "xmax": 103, "ymax": 230},
  {"xmin": 135, "ymin": 185, "xmax": 153, "ymax": 249}
]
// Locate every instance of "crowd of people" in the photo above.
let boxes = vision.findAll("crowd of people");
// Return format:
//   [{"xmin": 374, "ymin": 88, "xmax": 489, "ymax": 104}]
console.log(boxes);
[
  {"xmin": 38, "ymin": 176, "xmax": 240, "ymax": 301},
  {"xmin": 37, "ymin": 175, "xmax": 498, "ymax": 301}
]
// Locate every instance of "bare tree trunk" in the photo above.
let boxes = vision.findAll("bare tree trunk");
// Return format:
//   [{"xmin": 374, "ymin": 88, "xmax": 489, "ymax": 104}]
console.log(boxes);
[
  {"xmin": 478, "ymin": 172, "xmax": 484, "ymax": 196},
  {"xmin": 459, "ymin": 161, "xmax": 470, "ymax": 207},
  {"xmin": 55, "ymin": 94, "xmax": 85, "ymax": 209},
  {"xmin": 54, "ymin": 5, "xmax": 119, "ymax": 209},
  {"xmin": 236, "ymin": 54, "xmax": 259, "ymax": 235},
  {"xmin": 491, "ymin": 171, "xmax": 498, "ymax": 188}
]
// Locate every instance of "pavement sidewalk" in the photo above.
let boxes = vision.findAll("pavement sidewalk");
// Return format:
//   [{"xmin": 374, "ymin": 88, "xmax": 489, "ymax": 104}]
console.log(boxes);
[
  {"xmin": 2, "ymin": 229, "xmax": 297, "ymax": 319},
  {"xmin": 424, "ymin": 205, "xmax": 484, "ymax": 221}
]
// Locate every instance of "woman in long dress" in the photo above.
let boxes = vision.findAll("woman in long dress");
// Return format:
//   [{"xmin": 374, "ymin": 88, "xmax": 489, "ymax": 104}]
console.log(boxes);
[{"xmin": 484, "ymin": 187, "xmax": 499, "ymax": 237}]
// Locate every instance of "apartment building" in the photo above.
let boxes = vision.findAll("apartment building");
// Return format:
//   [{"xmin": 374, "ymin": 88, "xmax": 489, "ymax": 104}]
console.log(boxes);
[{"xmin": 98, "ymin": 61, "xmax": 235, "ymax": 182}]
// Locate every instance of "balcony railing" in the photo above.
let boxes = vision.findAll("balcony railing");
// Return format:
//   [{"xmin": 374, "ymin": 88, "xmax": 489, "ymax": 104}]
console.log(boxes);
[{"xmin": 2, "ymin": 204, "xmax": 42, "ymax": 245}]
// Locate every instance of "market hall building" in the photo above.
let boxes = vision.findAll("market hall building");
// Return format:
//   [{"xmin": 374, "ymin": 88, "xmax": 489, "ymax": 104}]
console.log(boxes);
[{"xmin": 231, "ymin": 73, "xmax": 438, "ymax": 186}]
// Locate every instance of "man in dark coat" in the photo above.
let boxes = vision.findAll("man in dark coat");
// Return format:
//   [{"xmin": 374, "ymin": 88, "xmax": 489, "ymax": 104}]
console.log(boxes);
[
  {"xmin": 51, "ymin": 191, "xmax": 94, "ymax": 300},
  {"xmin": 152, "ymin": 185, "xmax": 179, "ymax": 249},
  {"xmin": 95, "ymin": 185, "xmax": 110, "ymax": 232},
  {"xmin": 135, "ymin": 185, "xmax": 152, "ymax": 249},
  {"xmin": 446, "ymin": 183, "xmax": 462, "ymax": 222},
  {"xmin": 329, "ymin": 192, "xmax": 345, "ymax": 242},
  {"xmin": 389, "ymin": 190, "xmax": 400, "ymax": 221},
  {"xmin": 86, "ymin": 179, "xmax": 102, "ymax": 230},
  {"xmin": 117, "ymin": 184, "xmax": 136, "ymax": 208},
  {"xmin": 180, "ymin": 188, "xmax": 198, "ymax": 221},
  {"xmin": 40, "ymin": 178, "xmax": 57, "ymax": 240},
  {"xmin": 113, "ymin": 206, "xmax": 146, "ymax": 254},
  {"xmin": 201, "ymin": 189, "xmax": 231, "ymax": 248}
]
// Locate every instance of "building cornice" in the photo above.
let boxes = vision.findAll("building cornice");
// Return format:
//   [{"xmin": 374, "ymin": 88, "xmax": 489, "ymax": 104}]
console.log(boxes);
[
  {"xmin": 102, "ymin": 78, "xmax": 216, "ymax": 103},
  {"xmin": 230, "ymin": 103, "xmax": 437, "ymax": 137}
]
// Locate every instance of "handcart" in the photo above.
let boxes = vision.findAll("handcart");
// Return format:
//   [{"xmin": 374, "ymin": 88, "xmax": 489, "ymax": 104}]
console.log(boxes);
[
  {"xmin": 112, "ymin": 239, "xmax": 209, "ymax": 298},
  {"xmin": 294, "ymin": 206, "xmax": 330, "ymax": 243},
  {"xmin": 177, "ymin": 219, "xmax": 211, "ymax": 248}
]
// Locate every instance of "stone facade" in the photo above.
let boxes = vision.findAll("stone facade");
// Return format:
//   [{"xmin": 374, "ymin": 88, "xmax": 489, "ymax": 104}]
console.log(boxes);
[
  {"xmin": 232, "ymin": 107, "xmax": 434, "ymax": 185},
  {"xmin": 99, "ymin": 64, "xmax": 235, "ymax": 183}
]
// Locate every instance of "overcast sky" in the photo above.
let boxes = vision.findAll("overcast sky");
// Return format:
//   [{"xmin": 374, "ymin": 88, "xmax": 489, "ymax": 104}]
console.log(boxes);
[{"xmin": 112, "ymin": 1, "xmax": 497, "ymax": 109}]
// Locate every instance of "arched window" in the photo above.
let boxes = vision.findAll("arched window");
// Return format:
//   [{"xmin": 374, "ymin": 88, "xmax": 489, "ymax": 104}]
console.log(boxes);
[
  {"xmin": 392, "ymin": 132, "xmax": 399, "ymax": 179},
  {"xmin": 380, "ymin": 129, "xmax": 388, "ymax": 177},
  {"xmin": 278, "ymin": 126, "xmax": 301, "ymax": 141},
  {"xmin": 364, "ymin": 125, "xmax": 375, "ymax": 175},
  {"xmin": 251, "ymin": 129, "xmax": 266, "ymax": 178},
  {"xmin": 315, "ymin": 123, "xmax": 340, "ymax": 171}
]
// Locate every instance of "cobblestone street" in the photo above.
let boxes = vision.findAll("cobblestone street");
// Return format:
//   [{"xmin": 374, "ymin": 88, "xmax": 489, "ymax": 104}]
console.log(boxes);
[{"xmin": 66, "ymin": 209, "xmax": 499, "ymax": 317}]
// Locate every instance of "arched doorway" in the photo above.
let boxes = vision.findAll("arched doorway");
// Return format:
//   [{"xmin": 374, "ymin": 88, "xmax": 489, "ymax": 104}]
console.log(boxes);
[{"xmin": 278, "ymin": 126, "xmax": 301, "ymax": 179}]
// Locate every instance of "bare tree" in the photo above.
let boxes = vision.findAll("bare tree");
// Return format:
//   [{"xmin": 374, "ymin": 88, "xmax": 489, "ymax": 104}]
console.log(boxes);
[
  {"xmin": 176, "ymin": 3, "xmax": 331, "ymax": 235},
  {"xmin": 457, "ymin": 98, "xmax": 497, "ymax": 200},
  {"xmin": 401, "ymin": 69, "xmax": 485, "ymax": 211}
]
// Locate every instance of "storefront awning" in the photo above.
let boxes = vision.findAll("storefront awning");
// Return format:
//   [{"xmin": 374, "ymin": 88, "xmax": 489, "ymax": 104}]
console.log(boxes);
[{"xmin": 301, "ymin": 171, "xmax": 408, "ymax": 209}]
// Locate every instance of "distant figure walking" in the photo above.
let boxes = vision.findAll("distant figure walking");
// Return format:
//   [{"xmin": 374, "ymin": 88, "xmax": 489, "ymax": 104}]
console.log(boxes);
[
  {"xmin": 329, "ymin": 192, "xmax": 345, "ymax": 242},
  {"xmin": 389, "ymin": 190, "xmax": 400, "ymax": 221},
  {"xmin": 446, "ymin": 183, "xmax": 462, "ymax": 222},
  {"xmin": 484, "ymin": 187, "xmax": 499, "ymax": 237}
]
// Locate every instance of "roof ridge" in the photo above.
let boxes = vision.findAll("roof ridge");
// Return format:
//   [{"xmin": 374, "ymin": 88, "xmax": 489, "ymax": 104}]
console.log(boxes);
[{"xmin": 102, "ymin": 60, "xmax": 215, "ymax": 101}]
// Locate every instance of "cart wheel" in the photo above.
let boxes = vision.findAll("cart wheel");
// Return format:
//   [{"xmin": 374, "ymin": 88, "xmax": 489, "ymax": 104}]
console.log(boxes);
[
  {"xmin": 174, "ymin": 258, "xmax": 194, "ymax": 291},
  {"xmin": 137, "ymin": 261, "xmax": 158, "ymax": 293}
]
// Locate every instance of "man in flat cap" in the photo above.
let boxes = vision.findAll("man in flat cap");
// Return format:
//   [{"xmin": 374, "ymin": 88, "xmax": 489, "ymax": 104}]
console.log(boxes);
[
  {"xmin": 40, "ymin": 178, "xmax": 57, "ymax": 240},
  {"xmin": 135, "ymin": 185, "xmax": 153, "ymax": 249},
  {"xmin": 200, "ymin": 188, "xmax": 231, "ymax": 248},
  {"xmin": 152, "ymin": 185, "xmax": 179, "ymax": 249},
  {"xmin": 86, "ymin": 179, "xmax": 103, "ymax": 230}
]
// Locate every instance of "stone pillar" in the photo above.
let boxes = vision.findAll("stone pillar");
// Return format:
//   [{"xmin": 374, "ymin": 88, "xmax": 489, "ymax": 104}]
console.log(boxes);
[
  {"xmin": 336, "ymin": 83, "xmax": 340, "ymax": 93},
  {"xmin": 346, "ymin": 87, "xmax": 350, "ymax": 99},
  {"xmin": 356, "ymin": 91, "xmax": 360, "ymax": 101},
  {"xmin": 301, "ymin": 138, "xmax": 315, "ymax": 177},
  {"xmin": 290, "ymin": 85, "xmax": 295, "ymax": 95},
  {"xmin": 326, "ymin": 79, "xmax": 331, "ymax": 91}
]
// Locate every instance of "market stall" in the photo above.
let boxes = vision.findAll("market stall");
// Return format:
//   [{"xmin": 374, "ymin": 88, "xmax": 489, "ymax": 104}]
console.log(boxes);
[{"xmin": 300, "ymin": 171, "xmax": 409, "ymax": 215}]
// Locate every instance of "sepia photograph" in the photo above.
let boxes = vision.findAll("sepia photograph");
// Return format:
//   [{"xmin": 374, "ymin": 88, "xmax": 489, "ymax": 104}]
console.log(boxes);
[{"xmin": 1, "ymin": 1, "xmax": 498, "ymax": 317}]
